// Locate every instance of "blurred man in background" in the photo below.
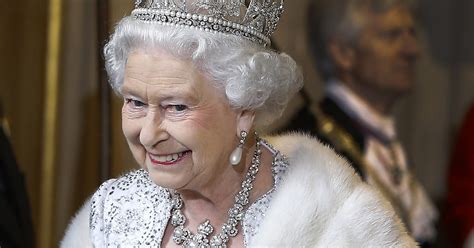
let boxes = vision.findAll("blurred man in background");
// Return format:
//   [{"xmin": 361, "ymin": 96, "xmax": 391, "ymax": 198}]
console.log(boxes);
[{"xmin": 281, "ymin": 0, "xmax": 438, "ymax": 245}]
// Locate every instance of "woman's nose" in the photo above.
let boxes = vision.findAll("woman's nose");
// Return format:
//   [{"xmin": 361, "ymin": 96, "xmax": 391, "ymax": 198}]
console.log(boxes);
[{"xmin": 139, "ymin": 110, "xmax": 168, "ymax": 149}]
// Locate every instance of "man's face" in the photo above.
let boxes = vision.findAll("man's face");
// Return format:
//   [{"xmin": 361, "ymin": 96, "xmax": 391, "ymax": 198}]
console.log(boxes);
[{"xmin": 352, "ymin": 5, "xmax": 419, "ymax": 97}]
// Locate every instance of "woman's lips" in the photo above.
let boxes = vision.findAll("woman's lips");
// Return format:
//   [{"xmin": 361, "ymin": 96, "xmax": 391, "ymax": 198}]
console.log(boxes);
[{"xmin": 149, "ymin": 151, "xmax": 190, "ymax": 166}]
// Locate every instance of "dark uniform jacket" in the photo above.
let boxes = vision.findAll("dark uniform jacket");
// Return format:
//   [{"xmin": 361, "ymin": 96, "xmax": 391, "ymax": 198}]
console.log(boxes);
[{"xmin": 279, "ymin": 97, "xmax": 367, "ymax": 178}]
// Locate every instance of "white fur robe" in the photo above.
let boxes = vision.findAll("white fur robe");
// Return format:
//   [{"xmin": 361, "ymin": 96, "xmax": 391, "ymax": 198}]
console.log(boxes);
[{"xmin": 61, "ymin": 134, "xmax": 416, "ymax": 247}]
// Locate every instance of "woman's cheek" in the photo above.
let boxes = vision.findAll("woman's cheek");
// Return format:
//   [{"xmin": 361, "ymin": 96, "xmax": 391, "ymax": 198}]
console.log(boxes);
[
  {"xmin": 123, "ymin": 119, "xmax": 147, "ymax": 168},
  {"xmin": 122, "ymin": 116, "xmax": 142, "ymax": 144},
  {"xmin": 183, "ymin": 108, "xmax": 217, "ymax": 130}
]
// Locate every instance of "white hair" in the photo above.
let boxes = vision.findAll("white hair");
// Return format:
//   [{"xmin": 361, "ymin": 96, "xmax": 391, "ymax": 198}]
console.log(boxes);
[{"xmin": 104, "ymin": 17, "xmax": 303, "ymax": 127}]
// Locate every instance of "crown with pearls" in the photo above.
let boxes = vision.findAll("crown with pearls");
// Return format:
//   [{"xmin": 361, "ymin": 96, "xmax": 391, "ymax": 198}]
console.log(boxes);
[{"xmin": 132, "ymin": 0, "xmax": 284, "ymax": 47}]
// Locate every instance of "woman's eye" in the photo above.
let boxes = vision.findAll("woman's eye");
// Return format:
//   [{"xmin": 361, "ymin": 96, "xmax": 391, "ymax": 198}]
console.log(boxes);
[
  {"xmin": 125, "ymin": 98, "xmax": 146, "ymax": 108},
  {"xmin": 169, "ymin": 105, "xmax": 188, "ymax": 112}
]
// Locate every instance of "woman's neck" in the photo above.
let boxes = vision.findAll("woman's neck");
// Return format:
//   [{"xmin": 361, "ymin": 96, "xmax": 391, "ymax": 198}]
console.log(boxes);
[
  {"xmin": 176, "ymin": 140, "xmax": 275, "ymax": 228},
  {"xmin": 162, "ymin": 140, "xmax": 275, "ymax": 247}
]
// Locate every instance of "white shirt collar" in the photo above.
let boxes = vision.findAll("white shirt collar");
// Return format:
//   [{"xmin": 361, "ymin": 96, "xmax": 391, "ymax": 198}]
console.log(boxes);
[{"xmin": 326, "ymin": 79, "xmax": 397, "ymax": 140}]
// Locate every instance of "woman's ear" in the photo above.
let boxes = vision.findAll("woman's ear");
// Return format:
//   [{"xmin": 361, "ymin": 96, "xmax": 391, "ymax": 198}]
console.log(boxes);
[{"xmin": 236, "ymin": 110, "xmax": 255, "ymax": 136}]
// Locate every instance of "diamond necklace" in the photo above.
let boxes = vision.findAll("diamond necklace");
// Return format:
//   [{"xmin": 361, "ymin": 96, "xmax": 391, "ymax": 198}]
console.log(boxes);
[{"xmin": 170, "ymin": 135, "xmax": 262, "ymax": 248}]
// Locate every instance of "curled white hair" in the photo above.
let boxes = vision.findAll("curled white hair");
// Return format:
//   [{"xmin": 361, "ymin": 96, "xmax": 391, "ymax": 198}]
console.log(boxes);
[{"xmin": 104, "ymin": 16, "xmax": 303, "ymax": 127}]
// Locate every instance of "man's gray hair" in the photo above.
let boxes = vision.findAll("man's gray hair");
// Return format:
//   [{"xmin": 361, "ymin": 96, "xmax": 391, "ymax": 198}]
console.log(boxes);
[{"xmin": 308, "ymin": 0, "xmax": 417, "ymax": 80}]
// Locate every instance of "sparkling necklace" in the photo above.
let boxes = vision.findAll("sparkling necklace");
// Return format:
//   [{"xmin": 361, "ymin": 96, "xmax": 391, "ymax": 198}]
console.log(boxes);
[{"xmin": 170, "ymin": 135, "xmax": 262, "ymax": 248}]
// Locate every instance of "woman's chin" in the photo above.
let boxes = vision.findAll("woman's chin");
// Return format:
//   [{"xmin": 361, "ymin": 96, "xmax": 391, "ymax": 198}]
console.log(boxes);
[
  {"xmin": 144, "ymin": 151, "xmax": 192, "ymax": 188},
  {"xmin": 147, "ymin": 171, "xmax": 188, "ymax": 190}
]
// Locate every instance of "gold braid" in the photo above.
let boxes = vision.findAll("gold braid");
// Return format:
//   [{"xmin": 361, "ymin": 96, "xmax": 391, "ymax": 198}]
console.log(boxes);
[{"xmin": 310, "ymin": 103, "xmax": 411, "ymax": 227}]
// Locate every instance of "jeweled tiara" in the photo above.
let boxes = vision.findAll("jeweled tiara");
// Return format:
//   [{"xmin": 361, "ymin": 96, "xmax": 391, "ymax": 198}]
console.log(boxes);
[{"xmin": 132, "ymin": 0, "xmax": 284, "ymax": 47}]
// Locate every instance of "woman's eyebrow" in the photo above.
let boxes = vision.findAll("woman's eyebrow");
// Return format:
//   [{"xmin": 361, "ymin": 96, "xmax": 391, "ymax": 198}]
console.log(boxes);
[{"xmin": 120, "ymin": 85, "xmax": 143, "ymax": 98}]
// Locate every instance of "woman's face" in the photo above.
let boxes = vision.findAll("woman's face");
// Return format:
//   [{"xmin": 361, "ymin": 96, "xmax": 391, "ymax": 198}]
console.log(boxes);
[{"xmin": 121, "ymin": 49, "xmax": 246, "ymax": 191}]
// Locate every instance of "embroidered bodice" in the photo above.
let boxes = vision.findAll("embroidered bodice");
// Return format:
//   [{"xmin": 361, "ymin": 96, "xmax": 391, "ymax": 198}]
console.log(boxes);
[{"xmin": 89, "ymin": 145, "xmax": 288, "ymax": 247}]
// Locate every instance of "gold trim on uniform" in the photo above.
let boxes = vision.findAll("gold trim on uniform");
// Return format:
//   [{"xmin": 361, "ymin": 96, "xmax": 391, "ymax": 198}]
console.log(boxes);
[{"xmin": 309, "ymin": 103, "xmax": 412, "ymax": 228}]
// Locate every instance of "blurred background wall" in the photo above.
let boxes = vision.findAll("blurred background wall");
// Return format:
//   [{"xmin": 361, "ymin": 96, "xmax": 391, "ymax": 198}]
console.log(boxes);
[{"xmin": 0, "ymin": 0, "xmax": 473, "ymax": 247}]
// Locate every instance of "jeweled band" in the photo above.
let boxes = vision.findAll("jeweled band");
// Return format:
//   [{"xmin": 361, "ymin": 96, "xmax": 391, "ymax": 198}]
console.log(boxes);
[{"xmin": 132, "ymin": 0, "xmax": 284, "ymax": 47}]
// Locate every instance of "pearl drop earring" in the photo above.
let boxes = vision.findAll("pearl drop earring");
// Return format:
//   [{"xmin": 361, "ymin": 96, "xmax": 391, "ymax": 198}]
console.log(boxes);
[{"xmin": 229, "ymin": 131, "xmax": 248, "ymax": 166}]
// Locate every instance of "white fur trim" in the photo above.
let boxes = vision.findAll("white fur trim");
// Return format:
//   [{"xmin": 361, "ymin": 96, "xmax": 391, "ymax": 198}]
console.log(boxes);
[
  {"xmin": 252, "ymin": 133, "xmax": 417, "ymax": 247},
  {"xmin": 465, "ymin": 230, "xmax": 474, "ymax": 248},
  {"xmin": 60, "ymin": 199, "xmax": 93, "ymax": 248}
]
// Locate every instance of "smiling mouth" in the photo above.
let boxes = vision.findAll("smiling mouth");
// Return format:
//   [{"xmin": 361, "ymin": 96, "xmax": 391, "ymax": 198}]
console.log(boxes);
[{"xmin": 149, "ymin": 151, "xmax": 190, "ymax": 166}]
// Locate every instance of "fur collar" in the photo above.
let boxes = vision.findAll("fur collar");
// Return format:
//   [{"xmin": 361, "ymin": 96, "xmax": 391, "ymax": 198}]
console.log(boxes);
[
  {"xmin": 253, "ymin": 133, "xmax": 416, "ymax": 247},
  {"xmin": 61, "ymin": 200, "xmax": 92, "ymax": 248}
]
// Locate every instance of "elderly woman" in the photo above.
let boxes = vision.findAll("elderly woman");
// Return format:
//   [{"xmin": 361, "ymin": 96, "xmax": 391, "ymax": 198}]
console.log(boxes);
[{"xmin": 62, "ymin": 0, "xmax": 416, "ymax": 247}]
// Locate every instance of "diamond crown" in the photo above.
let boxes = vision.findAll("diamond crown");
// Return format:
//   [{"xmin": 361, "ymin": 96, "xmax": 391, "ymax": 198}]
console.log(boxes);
[{"xmin": 133, "ymin": 0, "xmax": 284, "ymax": 46}]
